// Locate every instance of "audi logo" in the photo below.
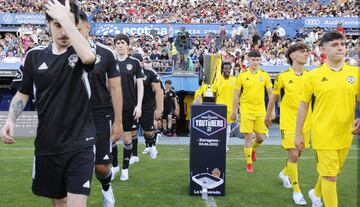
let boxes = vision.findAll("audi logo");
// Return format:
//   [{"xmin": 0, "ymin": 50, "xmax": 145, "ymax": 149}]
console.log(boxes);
[{"xmin": 305, "ymin": 19, "xmax": 320, "ymax": 26}]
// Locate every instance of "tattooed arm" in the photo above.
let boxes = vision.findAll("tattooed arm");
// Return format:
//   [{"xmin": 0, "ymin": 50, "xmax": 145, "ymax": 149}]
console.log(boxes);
[{"xmin": 1, "ymin": 92, "xmax": 29, "ymax": 144}]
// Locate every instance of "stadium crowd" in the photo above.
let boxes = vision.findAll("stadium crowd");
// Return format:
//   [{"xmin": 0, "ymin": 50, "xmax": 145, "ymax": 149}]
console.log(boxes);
[
  {"xmin": 1, "ymin": 24, "xmax": 358, "ymax": 69},
  {"xmin": 0, "ymin": 0, "xmax": 358, "ymax": 23}
]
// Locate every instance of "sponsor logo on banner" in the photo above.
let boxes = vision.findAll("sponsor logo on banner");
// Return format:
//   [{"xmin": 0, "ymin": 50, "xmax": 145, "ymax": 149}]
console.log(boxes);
[
  {"xmin": 304, "ymin": 19, "xmax": 320, "ymax": 26},
  {"xmin": 192, "ymin": 110, "xmax": 226, "ymax": 136},
  {"xmin": 0, "ymin": 13, "xmax": 45, "ymax": 25},
  {"xmin": 3, "ymin": 14, "xmax": 12, "ymax": 24}
]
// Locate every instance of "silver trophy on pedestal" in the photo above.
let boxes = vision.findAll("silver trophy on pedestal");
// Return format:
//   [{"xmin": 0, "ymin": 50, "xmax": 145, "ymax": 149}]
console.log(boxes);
[{"xmin": 200, "ymin": 54, "xmax": 219, "ymax": 102}]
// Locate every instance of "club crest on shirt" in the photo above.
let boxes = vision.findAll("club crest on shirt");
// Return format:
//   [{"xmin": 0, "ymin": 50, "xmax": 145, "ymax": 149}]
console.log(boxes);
[
  {"xmin": 143, "ymin": 75, "xmax": 147, "ymax": 81},
  {"xmin": 68, "ymin": 54, "xmax": 79, "ymax": 68},
  {"xmin": 95, "ymin": 55, "xmax": 101, "ymax": 64},
  {"xmin": 126, "ymin": 64, "xmax": 133, "ymax": 71},
  {"xmin": 259, "ymin": 77, "xmax": 264, "ymax": 82},
  {"xmin": 346, "ymin": 76, "xmax": 355, "ymax": 84},
  {"xmin": 116, "ymin": 64, "xmax": 120, "ymax": 71}
]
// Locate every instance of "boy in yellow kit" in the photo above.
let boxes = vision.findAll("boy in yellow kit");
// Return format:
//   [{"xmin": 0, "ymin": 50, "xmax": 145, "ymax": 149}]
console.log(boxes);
[
  {"xmin": 231, "ymin": 50, "xmax": 273, "ymax": 173},
  {"xmin": 265, "ymin": 43, "xmax": 310, "ymax": 205},
  {"xmin": 295, "ymin": 31, "xmax": 360, "ymax": 207},
  {"xmin": 212, "ymin": 62, "xmax": 237, "ymax": 151}
]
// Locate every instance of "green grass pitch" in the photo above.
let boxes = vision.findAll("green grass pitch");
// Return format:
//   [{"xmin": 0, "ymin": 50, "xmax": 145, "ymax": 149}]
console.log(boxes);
[{"xmin": 0, "ymin": 138, "xmax": 358, "ymax": 207}]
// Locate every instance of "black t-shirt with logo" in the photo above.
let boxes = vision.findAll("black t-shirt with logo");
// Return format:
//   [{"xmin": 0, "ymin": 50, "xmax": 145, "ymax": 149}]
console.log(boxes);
[
  {"xmin": 163, "ymin": 89, "xmax": 176, "ymax": 111},
  {"xmin": 11, "ymin": 44, "xmax": 96, "ymax": 156},
  {"xmin": 142, "ymin": 68, "xmax": 160, "ymax": 111},
  {"xmin": 117, "ymin": 56, "xmax": 144, "ymax": 111},
  {"xmin": 89, "ymin": 42, "xmax": 120, "ymax": 116}
]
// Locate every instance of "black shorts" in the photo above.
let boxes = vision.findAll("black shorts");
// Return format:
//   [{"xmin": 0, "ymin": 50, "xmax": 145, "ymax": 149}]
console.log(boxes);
[
  {"xmin": 139, "ymin": 109, "xmax": 155, "ymax": 131},
  {"xmin": 123, "ymin": 110, "xmax": 138, "ymax": 132},
  {"xmin": 162, "ymin": 108, "xmax": 173, "ymax": 119},
  {"xmin": 94, "ymin": 114, "xmax": 113, "ymax": 165},
  {"xmin": 32, "ymin": 146, "xmax": 95, "ymax": 199}
]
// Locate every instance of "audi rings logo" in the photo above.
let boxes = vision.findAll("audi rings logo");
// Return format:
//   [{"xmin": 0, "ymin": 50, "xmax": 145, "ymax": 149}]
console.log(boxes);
[
  {"xmin": 3, "ymin": 14, "xmax": 13, "ymax": 24},
  {"xmin": 305, "ymin": 19, "xmax": 320, "ymax": 26}
]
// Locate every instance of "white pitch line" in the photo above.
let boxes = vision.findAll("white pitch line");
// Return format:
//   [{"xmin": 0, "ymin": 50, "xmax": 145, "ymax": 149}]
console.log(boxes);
[{"xmin": 206, "ymin": 196, "xmax": 217, "ymax": 207}]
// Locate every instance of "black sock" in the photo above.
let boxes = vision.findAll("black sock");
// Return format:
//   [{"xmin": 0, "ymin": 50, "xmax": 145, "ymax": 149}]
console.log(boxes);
[
  {"xmin": 96, "ymin": 170, "xmax": 112, "ymax": 191},
  {"xmin": 112, "ymin": 145, "xmax": 118, "ymax": 167},
  {"xmin": 123, "ymin": 142, "xmax": 133, "ymax": 169},
  {"xmin": 171, "ymin": 122, "xmax": 176, "ymax": 133},
  {"xmin": 145, "ymin": 139, "xmax": 149, "ymax": 148},
  {"xmin": 153, "ymin": 133, "xmax": 157, "ymax": 146},
  {"xmin": 146, "ymin": 133, "xmax": 156, "ymax": 147},
  {"xmin": 132, "ymin": 135, "xmax": 138, "ymax": 156}
]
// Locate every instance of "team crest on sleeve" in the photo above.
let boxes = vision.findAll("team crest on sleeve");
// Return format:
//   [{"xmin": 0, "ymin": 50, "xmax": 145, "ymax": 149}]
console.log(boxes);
[
  {"xmin": 346, "ymin": 75, "xmax": 355, "ymax": 84},
  {"xmin": 68, "ymin": 54, "xmax": 79, "ymax": 68},
  {"xmin": 13, "ymin": 69, "xmax": 23, "ymax": 81},
  {"xmin": 95, "ymin": 55, "xmax": 101, "ymax": 64},
  {"xmin": 126, "ymin": 64, "xmax": 133, "ymax": 71}
]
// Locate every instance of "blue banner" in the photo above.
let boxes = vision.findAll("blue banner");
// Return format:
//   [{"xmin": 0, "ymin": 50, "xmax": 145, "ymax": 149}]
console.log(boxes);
[
  {"xmin": 257, "ymin": 19, "xmax": 304, "ymax": 39},
  {"xmin": 0, "ymin": 13, "xmax": 45, "ymax": 25},
  {"xmin": 91, "ymin": 23, "xmax": 233, "ymax": 37},
  {"xmin": 303, "ymin": 17, "xmax": 359, "ymax": 28}
]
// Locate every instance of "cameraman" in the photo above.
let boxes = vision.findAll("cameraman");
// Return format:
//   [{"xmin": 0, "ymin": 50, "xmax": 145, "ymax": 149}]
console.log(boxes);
[{"xmin": 174, "ymin": 29, "xmax": 192, "ymax": 71}]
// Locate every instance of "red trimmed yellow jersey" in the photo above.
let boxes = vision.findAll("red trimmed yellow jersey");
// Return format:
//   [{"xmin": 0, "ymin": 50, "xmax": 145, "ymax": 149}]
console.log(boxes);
[
  {"xmin": 235, "ymin": 68, "xmax": 272, "ymax": 114},
  {"xmin": 212, "ymin": 75, "xmax": 237, "ymax": 123},
  {"xmin": 273, "ymin": 68, "xmax": 312, "ymax": 132},
  {"xmin": 301, "ymin": 63, "xmax": 359, "ymax": 150}
]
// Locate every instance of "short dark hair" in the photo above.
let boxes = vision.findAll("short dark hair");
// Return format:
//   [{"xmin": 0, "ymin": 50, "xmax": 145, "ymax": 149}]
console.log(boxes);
[
  {"xmin": 285, "ymin": 43, "xmax": 309, "ymax": 65},
  {"xmin": 114, "ymin": 33, "xmax": 130, "ymax": 45},
  {"xmin": 320, "ymin": 31, "xmax": 345, "ymax": 46},
  {"xmin": 45, "ymin": 0, "xmax": 80, "ymax": 25},
  {"xmin": 221, "ymin": 62, "xmax": 232, "ymax": 72},
  {"xmin": 79, "ymin": 10, "xmax": 88, "ymax": 22},
  {"xmin": 248, "ymin": 50, "xmax": 261, "ymax": 58},
  {"xmin": 165, "ymin": 80, "xmax": 172, "ymax": 85}
]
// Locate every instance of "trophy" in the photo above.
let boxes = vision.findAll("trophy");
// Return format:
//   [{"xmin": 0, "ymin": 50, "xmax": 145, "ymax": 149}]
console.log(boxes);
[{"xmin": 200, "ymin": 54, "xmax": 219, "ymax": 102}]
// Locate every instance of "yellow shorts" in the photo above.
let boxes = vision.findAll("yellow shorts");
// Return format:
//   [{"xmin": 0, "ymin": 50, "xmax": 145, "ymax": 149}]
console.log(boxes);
[
  {"xmin": 240, "ymin": 113, "xmax": 267, "ymax": 134},
  {"xmin": 281, "ymin": 130, "xmax": 311, "ymax": 149},
  {"xmin": 314, "ymin": 148, "xmax": 350, "ymax": 177}
]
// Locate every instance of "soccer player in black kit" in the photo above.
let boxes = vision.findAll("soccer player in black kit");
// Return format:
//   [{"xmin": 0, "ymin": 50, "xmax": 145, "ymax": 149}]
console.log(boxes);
[
  {"xmin": 129, "ymin": 54, "xmax": 163, "ymax": 163},
  {"xmin": 77, "ymin": 11, "xmax": 123, "ymax": 207},
  {"xmin": 1, "ymin": 1, "xmax": 96, "ymax": 206},
  {"xmin": 112, "ymin": 33, "xmax": 144, "ymax": 181},
  {"xmin": 162, "ymin": 80, "xmax": 178, "ymax": 136}
]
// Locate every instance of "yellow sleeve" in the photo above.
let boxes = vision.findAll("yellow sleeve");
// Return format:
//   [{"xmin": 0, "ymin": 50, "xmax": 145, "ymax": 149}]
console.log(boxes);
[
  {"xmin": 265, "ymin": 72, "xmax": 273, "ymax": 89},
  {"xmin": 301, "ymin": 73, "xmax": 313, "ymax": 103},
  {"xmin": 272, "ymin": 73, "xmax": 283, "ymax": 95},
  {"xmin": 358, "ymin": 68, "xmax": 360, "ymax": 102},
  {"xmin": 211, "ymin": 82, "xmax": 217, "ymax": 93},
  {"xmin": 234, "ymin": 75, "xmax": 242, "ymax": 90}
]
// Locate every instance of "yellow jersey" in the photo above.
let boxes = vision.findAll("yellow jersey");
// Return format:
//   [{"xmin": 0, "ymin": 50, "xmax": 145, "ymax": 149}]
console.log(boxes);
[
  {"xmin": 301, "ymin": 63, "xmax": 359, "ymax": 150},
  {"xmin": 184, "ymin": 94, "xmax": 194, "ymax": 120},
  {"xmin": 235, "ymin": 68, "xmax": 272, "ymax": 114},
  {"xmin": 273, "ymin": 68, "xmax": 312, "ymax": 131},
  {"xmin": 212, "ymin": 75, "xmax": 237, "ymax": 123},
  {"xmin": 194, "ymin": 83, "xmax": 208, "ymax": 102}
]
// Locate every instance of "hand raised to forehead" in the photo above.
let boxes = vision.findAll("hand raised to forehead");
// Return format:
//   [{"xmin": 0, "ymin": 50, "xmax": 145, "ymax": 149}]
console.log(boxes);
[{"xmin": 44, "ymin": 0, "xmax": 74, "ymax": 24}]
